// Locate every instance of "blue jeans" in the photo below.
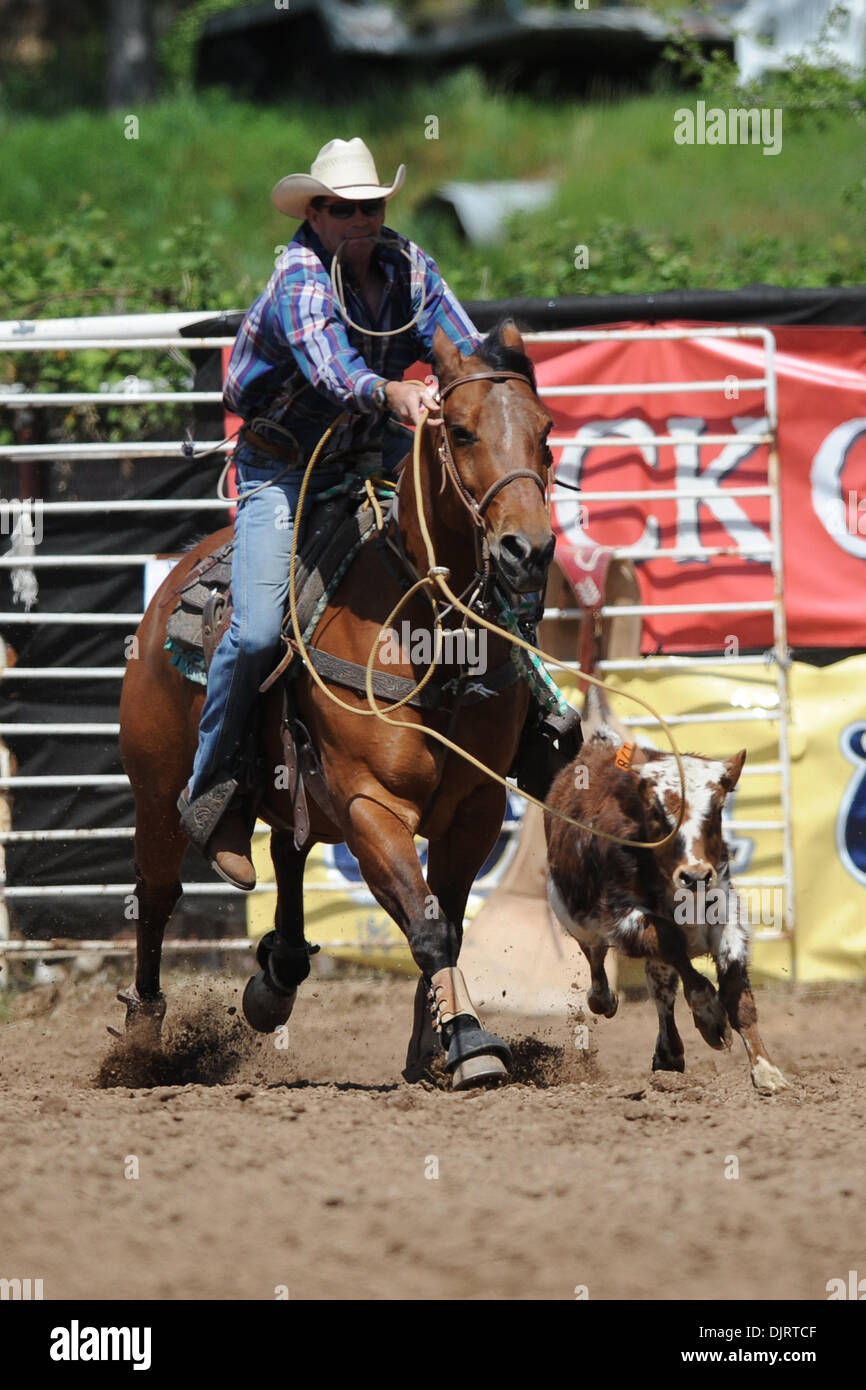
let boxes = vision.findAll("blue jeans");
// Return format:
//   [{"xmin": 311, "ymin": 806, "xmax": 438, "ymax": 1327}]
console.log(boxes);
[{"xmin": 188, "ymin": 445, "xmax": 348, "ymax": 800}]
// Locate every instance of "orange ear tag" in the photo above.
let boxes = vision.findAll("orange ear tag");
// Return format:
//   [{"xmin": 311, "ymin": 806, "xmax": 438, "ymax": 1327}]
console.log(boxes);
[{"xmin": 614, "ymin": 741, "xmax": 635, "ymax": 772}]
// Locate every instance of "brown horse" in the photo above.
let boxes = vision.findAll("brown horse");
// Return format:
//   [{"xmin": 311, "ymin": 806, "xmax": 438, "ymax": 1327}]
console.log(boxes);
[{"xmin": 117, "ymin": 320, "xmax": 555, "ymax": 1087}]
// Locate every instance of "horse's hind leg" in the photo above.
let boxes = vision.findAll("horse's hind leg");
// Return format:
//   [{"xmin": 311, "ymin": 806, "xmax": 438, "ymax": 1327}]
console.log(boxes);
[
  {"xmin": 117, "ymin": 678, "xmax": 192, "ymax": 1039},
  {"xmin": 115, "ymin": 799, "xmax": 186, "ymax": 1041},
  {"xmin": 242, "ymin": 832, "xmax": 314, "ymax": 1033}
]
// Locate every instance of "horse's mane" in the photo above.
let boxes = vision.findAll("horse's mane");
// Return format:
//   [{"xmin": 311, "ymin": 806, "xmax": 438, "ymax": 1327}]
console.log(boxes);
[{"xmin": 475, "ymin": 319, "xmax": 536, "ymax": 392}]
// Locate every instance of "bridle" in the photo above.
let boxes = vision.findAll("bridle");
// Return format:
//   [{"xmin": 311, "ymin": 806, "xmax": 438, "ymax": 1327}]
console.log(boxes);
[
  {"xmin": 436, "ymin": 369, "xmax": 549, "ymax": 515},
  {"xmin": 433, "ymin": 369, "xmax": 551, "ymax": 584}
]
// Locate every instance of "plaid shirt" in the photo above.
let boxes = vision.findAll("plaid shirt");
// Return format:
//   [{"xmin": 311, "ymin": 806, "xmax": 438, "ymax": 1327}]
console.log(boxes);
[{"xmin": 224, "ymin": 221, "xmax": 481, "ymax": 463}]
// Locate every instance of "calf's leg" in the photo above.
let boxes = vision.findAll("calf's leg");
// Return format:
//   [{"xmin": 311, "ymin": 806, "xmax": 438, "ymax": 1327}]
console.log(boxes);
[
  {"xmin": 645, "ymin": 959, "xmax": 685, "ymax": 1072},
  {"xmin": 577, "ymin": 938, "xmax": 618, "ymax": 1018},
  {"xmin": 713, "ymin": 902, "xmax": 789, "ymax": 1093},
  {"xmin": 615, "ymin": 909, "xmax": 731, "ymax": 1051}
]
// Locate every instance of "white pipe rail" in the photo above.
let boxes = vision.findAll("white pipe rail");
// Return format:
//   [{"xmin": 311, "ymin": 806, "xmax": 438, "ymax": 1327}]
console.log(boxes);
[
  {"xmin": 0, "ymin": 336, "xmax": 236, "ymax": 351},
  {"xmin": 599, "ymin": 601, "xmax": 774, "ymax": 616},
  {"xmin": 0, "ymin": 668, "xmax": 126, "ymax": 679},
  {"xmin": 541, "ymin": 379, "xmax": 768, "ymax": 396},
  {"xmin": 0, "ymin": 556, "xmax": 164, "ymax": 568},
  {"xmin": 0, "ymin": 613, "xmax": 142, "ymax": 624},
  {"xmin": 0, "ymin": 775, "xmax": 131, "ymax": 788},
  {"xmin": 0, "ymin": 499, "xmax": 229, "ymax": 513},
  {"xmin": 598, "ymin": 655, "xmax": 775, "ymax": 669},
  {"xmin": 1, "ymin": 392, "xmax": 223, "ymax": 407},
  {"xmin": 553, "ymin": 487, "xmax": 772, "ymax": 500},
  {"xmin": 0, "ymin": 311, "xmax": 235, "ymax": 339},
  {"xmin": 0, "ymin": 442, "xmax": 233, "ymax": 460},
  {"xmin": 0, "ymin": 724, "xmax": 121, "ymax": 735},
  {"xmin": 548, "ymin": 432, "xmax": 773, "ymax": 446}
]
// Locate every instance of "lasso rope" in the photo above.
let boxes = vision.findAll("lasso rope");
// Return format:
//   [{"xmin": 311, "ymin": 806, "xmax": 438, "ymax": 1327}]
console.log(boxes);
[
  {"xmin": 330, "ymin": 236, "xmax": 427, "ymax": 338},
  {"xmin": 286, "ymin": 393, "xmax": 687, "ymax": 851}
]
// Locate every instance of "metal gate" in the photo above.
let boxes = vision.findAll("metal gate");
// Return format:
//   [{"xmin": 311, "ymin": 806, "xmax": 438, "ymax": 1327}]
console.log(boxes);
[{"xmin": 0, "ymin": 315, "xmax": 793, "ymax": 970}]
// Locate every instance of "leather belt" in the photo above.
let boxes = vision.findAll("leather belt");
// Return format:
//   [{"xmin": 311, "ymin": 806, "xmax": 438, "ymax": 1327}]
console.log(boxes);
[{"xmin": 241, "ymin": 426, "xmax": 303, "ymax": 466}]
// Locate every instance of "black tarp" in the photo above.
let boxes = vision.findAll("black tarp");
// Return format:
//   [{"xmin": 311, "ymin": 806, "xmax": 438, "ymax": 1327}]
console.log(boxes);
[
  {"xmin": 0, "ymin": 320, "xmax": 239, "ymax": 938},
  {"xmin": 464, "ymin": 283, "xmax": 866, "ymax": 331}
]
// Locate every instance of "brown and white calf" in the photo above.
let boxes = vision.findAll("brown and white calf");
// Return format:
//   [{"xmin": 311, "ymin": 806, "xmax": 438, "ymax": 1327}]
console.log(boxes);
[{"xmin": 543, "ymin": 721, "xmax": 788, "ymax": 1094}]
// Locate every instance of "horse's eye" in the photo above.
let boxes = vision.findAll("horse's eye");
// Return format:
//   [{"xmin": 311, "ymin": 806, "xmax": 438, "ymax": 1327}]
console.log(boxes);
[{"xmin": 450, "ymin": 426, "xmax": 477, "ymax": 448}]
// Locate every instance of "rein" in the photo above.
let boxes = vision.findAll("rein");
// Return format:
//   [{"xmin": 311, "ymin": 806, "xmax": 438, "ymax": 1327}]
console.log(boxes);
[{"xmin": 283, "ymin": 370, "xmax": 687, "ymax": 849}]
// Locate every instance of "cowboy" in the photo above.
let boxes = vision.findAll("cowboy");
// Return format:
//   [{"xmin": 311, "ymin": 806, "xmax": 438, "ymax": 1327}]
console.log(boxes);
[{"xmin": 179, "ymin": 137, "xmax": 484, "ymax": 890}]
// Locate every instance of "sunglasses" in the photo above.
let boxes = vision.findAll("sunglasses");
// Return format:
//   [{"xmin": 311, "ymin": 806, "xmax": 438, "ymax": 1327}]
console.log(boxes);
[{"xmin": 319, "ymin": 198, "xmax": 386, "ymax": 220}]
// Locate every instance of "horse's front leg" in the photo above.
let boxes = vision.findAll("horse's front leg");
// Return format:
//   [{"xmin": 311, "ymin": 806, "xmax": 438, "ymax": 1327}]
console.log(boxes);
[
  {"xmin": 407, "ymin": 780, "xmax": 512, "ymax": 1084},
  {"xmin": 346, "ymin": 790, "xmax": 511, "ymax": 1089},
  {"xmin": 242, "ymin": 832, "xmax": 314, "ymax": 1033},
  {"xmin": 710, "ymin": 891, "xmax": 789, "ymax": 1094}
]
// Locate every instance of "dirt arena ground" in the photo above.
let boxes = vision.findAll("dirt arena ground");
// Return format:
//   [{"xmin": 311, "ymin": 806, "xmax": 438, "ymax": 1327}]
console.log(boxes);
[{"xmin": 1, "ymin": 964, "xmax": 863, "ymax": 1301}]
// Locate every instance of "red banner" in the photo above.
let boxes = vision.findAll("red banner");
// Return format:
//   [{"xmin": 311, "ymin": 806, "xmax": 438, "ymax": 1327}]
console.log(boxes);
[
  {"xmin": 227, "ymin": 326, "xmax": 866, "ymax": 652},
  {"xmin": 532, "ymin": 323, "xmax": 866, "ymax": 651}
]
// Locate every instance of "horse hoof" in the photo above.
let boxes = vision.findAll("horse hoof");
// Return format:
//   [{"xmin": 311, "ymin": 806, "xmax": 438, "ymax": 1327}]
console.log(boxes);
[
  {"xmin": 442, "ymin": 1015, "xmax": 512, "ymax": 1090},
  {"xmin": 242, "ymin": 969, "xmax": 297, "ymax": 1034},
  {"xmin": 115, "ymin": 986, "xmax": 166, "ymax": 1043},
  {"xmin": 451, "ymin": 1053, "xmax": 509, "ymax": 1090}
]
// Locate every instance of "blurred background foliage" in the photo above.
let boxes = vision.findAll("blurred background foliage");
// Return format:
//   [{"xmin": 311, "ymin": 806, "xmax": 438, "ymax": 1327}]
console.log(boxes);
[{"xmin": 0, "ymin": 1, "xmax": 863, "ymax": 443}]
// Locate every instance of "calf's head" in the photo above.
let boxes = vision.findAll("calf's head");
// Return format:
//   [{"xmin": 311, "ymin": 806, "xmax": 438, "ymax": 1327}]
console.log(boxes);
[{"xmin": 636, "ymin": 748, "xmax": 746, "ymax": 908}]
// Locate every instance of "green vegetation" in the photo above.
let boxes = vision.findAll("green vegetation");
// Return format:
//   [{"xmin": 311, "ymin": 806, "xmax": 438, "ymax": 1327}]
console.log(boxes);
[
  {"xmin": 1, "ymin": 63, "xmax": 861, "ymax": 445},
  {"xmin": 0, "ymin": 9, "xmax": 860, "ymax": 450},
  {"xmin": 1, "ymin": 64, "xmax": 863, "ymax": 324}
]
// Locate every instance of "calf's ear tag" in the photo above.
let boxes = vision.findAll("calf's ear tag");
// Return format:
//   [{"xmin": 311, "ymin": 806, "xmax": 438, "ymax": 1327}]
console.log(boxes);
[{"xmin": 615, "ymin": 741, "xmax": 636, "ymax": 772}]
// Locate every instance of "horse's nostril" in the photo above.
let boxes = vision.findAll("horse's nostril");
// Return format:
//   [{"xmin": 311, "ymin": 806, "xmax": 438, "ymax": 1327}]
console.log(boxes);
[
  {"xmin": 500, "ymin": 533, "xmax": 533, "ymax": 566},
  {"xmin": 500, "ymin": 533, "xmax": 555, "ymax": 572}
]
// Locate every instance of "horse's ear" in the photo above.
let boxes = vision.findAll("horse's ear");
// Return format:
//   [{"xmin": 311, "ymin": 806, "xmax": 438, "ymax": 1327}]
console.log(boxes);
[
  {"xmin": 432, "ymin": 325, "xmax": 463, "ymax": 381},
  {"xmin": 499, "ymin": 318, "xmax": 525, "ymax": 353}
]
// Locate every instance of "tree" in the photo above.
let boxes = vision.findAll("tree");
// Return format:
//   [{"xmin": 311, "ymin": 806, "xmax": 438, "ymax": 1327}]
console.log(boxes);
[{"xmin": 105, "ymin": 0, "xmax": 155, "ymax": 109}]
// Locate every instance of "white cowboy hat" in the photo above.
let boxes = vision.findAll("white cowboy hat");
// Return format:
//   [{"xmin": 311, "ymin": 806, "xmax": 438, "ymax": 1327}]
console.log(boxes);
[{"xmin": 271, "ymin": 137, "xmax": 406, "ymax": 219}]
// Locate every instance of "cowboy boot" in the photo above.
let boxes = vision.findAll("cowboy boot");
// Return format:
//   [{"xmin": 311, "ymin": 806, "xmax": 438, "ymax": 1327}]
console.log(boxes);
[
  {"xmin": 177, "ymin": 779, "xmax": 257, "ymax": 892},
  {"xmin": 206, "ymin": 807, "xmax": 256, "ymax": 892}
]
